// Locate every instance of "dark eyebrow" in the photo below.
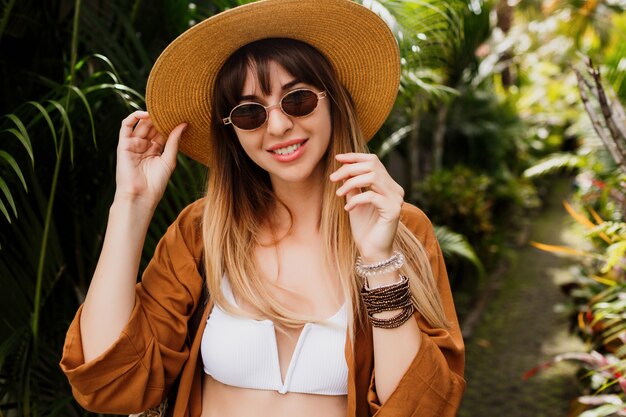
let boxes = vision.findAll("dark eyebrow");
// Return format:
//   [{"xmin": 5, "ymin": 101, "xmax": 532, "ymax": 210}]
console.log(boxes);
[{"xmin": 239, "ymin": 79, "xmax": 302, "ymax": 102}]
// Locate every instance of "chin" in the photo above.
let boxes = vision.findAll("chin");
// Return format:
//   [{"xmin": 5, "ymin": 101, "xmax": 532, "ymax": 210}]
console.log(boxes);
[{"xmin": 269, "ymin": 165, "xmax": 322, "ymax": 185}]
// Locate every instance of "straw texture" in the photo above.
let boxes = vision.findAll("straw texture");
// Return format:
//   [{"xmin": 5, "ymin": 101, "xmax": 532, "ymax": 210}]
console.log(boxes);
[{"xmin": 146, "ymin": 0, "xmax": 400, "ymax": 166}]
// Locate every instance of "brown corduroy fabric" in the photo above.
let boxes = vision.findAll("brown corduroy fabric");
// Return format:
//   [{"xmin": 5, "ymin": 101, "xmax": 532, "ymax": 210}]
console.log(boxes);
[{"xmin": 145, "ymin": 0, "xmax": 400, "ymax": 166}]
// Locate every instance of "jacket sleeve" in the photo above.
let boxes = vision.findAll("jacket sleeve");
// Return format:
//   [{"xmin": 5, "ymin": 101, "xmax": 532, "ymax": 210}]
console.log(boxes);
[
  {"xmin": 59, "ymin": 199, "xmax": 206, "ymax": 414},
  {"xmin": 367, "ymin": 203, "xmax": 466, "ymax": 417}
]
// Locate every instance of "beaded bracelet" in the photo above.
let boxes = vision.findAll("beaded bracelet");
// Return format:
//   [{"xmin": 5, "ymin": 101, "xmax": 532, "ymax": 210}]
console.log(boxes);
[
  {"xmin": 355, "ymin": 250, "xmax": 405, "ymax": 278},
  {"xmin": 360, "ymin": 275, "xmax": 415, "ymax": 329}
]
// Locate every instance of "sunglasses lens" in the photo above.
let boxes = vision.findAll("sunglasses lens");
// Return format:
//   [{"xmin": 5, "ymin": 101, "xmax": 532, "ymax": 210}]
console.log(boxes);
[
  {"xmin": 230, "ymin": 104, "xmax": 267, "ymax": 130},
  {"xmin": 227, "ymin": 89, "xmax": 321, "ymax": 130},
  {"xmin": 282, "ymin": 90, "xmax": 319, "ymax": 117}
]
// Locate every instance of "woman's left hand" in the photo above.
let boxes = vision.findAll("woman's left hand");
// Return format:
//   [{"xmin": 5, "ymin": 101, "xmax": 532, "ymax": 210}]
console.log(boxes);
[{"xmin": 330, "ymin": 153, "xmax": 405, "ymax": 261}]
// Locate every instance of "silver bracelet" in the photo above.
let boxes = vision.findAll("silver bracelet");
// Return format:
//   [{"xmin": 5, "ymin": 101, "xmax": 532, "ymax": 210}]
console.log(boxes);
[{"xmin": 355, "ymin": 250, "xmax": 405, "ymax": 278}]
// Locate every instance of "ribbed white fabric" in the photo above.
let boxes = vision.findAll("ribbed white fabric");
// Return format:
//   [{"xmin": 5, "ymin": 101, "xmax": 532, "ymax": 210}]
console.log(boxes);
[{"xmin": 201, "ymin": 277, "xmax": 348, "ymax": 395}]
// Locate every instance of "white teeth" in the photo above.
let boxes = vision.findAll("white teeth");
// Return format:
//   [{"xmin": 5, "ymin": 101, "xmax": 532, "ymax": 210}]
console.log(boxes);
[{"xmin": 272, "ymin": 143, "xmax": 302, "ymax": 155}]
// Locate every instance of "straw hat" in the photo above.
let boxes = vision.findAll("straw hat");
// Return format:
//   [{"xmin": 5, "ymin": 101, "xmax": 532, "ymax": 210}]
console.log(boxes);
[{"xmin": 146, "ymin": 0, "xmax": 400, "ymax": 166}]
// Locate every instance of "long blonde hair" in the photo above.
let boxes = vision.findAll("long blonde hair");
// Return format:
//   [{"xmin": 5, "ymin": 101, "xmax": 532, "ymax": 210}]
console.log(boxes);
[{"xmin": 201, "ymin": 38, "xmax": 448, "ymax": 334}]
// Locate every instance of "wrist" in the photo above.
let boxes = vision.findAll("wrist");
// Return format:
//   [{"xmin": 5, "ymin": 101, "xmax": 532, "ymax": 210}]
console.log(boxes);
[
  {"xmin": 355, "ymin": 250, "xmax": 404, "ymax": 282},
  {"xmin": 113, "ymin": 192, "xmax": 159, "ymax": 214},
  {"xmin": 359, "ymin": 250, "xmax": 394, "ymax": 265},
  {"xmin": 360, "ymin": 275, "xmax": 415, "ymax": 329},
  {"xmin": 366, "ymin": 273, "xmax": 403, "ymax": 289},
  {"xmin": 109, "ymin": 196, "xmax": 156, "ymax": 230}
]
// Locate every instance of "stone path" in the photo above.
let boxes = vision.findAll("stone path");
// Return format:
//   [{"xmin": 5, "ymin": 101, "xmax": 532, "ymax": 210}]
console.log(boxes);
[{"xmin": 457, "ymin": 178, "xmax": 587, "ymax": 417}]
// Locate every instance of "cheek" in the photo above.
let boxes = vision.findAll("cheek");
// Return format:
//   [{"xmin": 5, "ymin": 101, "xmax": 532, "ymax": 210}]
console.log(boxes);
[
  {"xmin": 235, "ymin": 133, "xmax": 261, "ymax": 162},
  {"xmin": 321, "ymin": 105, "xmax": 332, "ymax": 143}
]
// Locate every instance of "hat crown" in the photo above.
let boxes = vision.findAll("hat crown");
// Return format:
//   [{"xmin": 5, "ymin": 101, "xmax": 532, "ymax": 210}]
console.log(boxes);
[{"xmin": 146, "ymin": 0, "xmax": 400, "ymax": 166}]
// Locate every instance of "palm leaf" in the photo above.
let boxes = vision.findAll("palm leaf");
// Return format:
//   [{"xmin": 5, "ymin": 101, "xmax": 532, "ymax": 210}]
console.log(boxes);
[
  {"xmin": 434, "ymin": 225, "xmax": 484, "ymax": 277},
  {"xmin": 602, "ymin": 240, "xmax": 626, "ymax": 273},
  {"xmin": 27, "ymin": 101, "xmax": 59, "ymax": 152},
  {"xmin": 579, "ymin": 403, "xmax": 626, "ymax": 417},
  {"xmin": 0, "ymin": 177, "xmax": 17, "ymax": 219},
  {"xmin": 3, "ymin": 115, "xmax": 34, "ymax": 164},
  {"xmin": 66, "ymin": 85, "xmax": 97, "ymax": 147},
  {"xmin": 523, "ymin": 152, "xmax": 585, "ymax": 178},
  {"xmin": 377, "ymin": 124, "xmax": 415, "ymax": 159}
]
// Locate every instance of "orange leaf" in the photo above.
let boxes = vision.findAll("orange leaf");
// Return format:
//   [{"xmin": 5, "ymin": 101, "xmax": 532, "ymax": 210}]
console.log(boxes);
[
  {"xmin": 589, "ymin": 207, "xmax": 604, "ymax": 225},
  {"xmin": 563, "ymin": 201, "xmax": 611, "ymax": 244},
  {"xmin": 563, "ymin": 200, "xmax": 595, "ymax": 229},
  {"xmin": 530, "ymin": 241, "xmax": 589, "ymax": 257}
]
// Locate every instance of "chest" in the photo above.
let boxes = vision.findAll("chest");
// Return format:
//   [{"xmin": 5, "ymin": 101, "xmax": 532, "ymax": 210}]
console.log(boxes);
[
  {"xmin": 250, "ymin": 238, "xmax": 344, "ymax": 317},
  {"xmin": 201, "ymin": 277, "xmax": 348, "ymax": 394}
]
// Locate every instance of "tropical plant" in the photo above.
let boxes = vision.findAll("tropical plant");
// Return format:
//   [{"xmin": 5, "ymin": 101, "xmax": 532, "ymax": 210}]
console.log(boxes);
[
  {"xmin": 371, "ymin": 0, "xmax": 544, "ymax": 283},
  {"xmin": 530, "ymin": 198, "xmax": 626, "ymax": 416},
  {"xmin": 0, "ymin": 0, "xmax": 492, "ymax": 415},
  {"xmin": 0, "ymin": 53, "xmax": 143, "ymax": 416},
  {"xmin": 363, "ymin": 0, "xmax": 469, "ymax": 182},
  {"xmin": 0, "ymin": 1, "xmax": 216, "ymax": 415},
  {"xmin": 357, "ymin": 0, "xmax": 489, "ymax": 296},
  {"xmin": 524, "ymin": 350, "xmax": 626, "ymax": 417}
]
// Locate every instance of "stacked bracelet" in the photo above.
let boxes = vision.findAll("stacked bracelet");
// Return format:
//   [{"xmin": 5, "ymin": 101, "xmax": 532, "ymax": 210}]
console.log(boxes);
[
  {"xmin": 360, "ymin": 275, "xmax": 415, "ymax": 329},
  {"xmin": 355, "ymin": 250, "xmax": 405, "ymax": 278}
]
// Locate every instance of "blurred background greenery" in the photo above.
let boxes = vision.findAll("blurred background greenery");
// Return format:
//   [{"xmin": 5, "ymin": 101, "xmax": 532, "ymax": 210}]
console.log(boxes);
[{"xmin": 0, "ymin": 0, "xmax": 625, "ymax": 415}]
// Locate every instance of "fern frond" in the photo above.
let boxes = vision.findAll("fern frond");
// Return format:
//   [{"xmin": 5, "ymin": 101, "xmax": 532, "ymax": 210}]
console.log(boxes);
[
  {"xmin": 434, "ymin": 225, "xmax": 484, "ymax": 276},
  {"xmin": 523, "ymin": 152, "xmax": 584, "ymax": 178}
]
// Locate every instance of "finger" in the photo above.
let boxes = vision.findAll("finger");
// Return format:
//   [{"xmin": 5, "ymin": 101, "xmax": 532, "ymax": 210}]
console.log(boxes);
[
  {"xmin": 119, "ymin": 136, "xmax": 153, "ymax": 154},
  {"xmin": 329, "ymin": 161, "xmax": 373, "ymax": 182},
  {"xmin": 344, "ymin": 185, "xmax": 403, "ymax": 216},
  {"xmin": 335, "ymin": 152, "xmax": 379, "ymax": 164},
  {"xmin": 333, "ymin": 161, "xmax": 405, "ymax": 200},
  {"xmin": 344, "ymin": 185, "xmax": 360, "ymax": 205},
  {"xmin": 146, "ymin": 125, "xmax": 159, "ymax": 141},
  {"xmin": 336, "ymin": 172, "xmax": 379, "ymax": 196},
  {"xmin": 120, "ymin": 111, "xmax": 149, "ymax": 138},
  {"xmin": 132, "ymin": 118, "xmax": 154, "ymax": 139},
  {"xmin": 344, "ymin": 190, "xmax": 385, "ymax": 211},
  {"xmin": 149, "ymin": 139, "xmax": 164, "ymax": 154},
  {"xmin": 161, "ymin": 123, "xmax": 188, "ymax": 170}
]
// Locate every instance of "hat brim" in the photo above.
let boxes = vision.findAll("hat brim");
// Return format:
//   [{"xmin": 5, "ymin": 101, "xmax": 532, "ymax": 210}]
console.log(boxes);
[{"xmin": 146, "ymin": 0, "xmax": 400, "ymax": 166}]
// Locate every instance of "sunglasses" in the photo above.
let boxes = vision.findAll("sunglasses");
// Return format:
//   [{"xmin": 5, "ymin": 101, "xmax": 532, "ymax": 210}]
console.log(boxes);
[{"xmin": 222, "ymin": 88, "xmax": 327, "ymax": 131}]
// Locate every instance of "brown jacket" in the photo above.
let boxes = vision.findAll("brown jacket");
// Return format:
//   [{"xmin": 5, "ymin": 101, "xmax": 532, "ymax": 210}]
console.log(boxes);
[{"xmin": 60, "ymin": 200, "xmax": 465, "ymax": 416}]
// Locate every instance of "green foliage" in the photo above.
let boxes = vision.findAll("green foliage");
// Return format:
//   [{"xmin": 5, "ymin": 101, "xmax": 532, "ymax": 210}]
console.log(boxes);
[
  {"xmin": 524, "ymin": 152, "xmax": 586, "ymax": 178},
  {"xmin": 0, "ymin": 0, "xmax": 217, "ymax": 415},
  {"xmin": 443, "ymin": 82, "xmax": 529, "ymax": 175},
  {"xmin": 0, "ymin": 55, "xmax": 142, "ymax": 224},
  {"xmin": 362, "ymin": 0, "xmax": 466, "ymax": 70},
  {"xmin": 3, "ymin": 0, "xmax": 620, "ymax": 414},
  {"xmin": 533, "ymin": 195, "xmax": 626, "ymax": 414},
  {"xmin": 0, "ymin": 61, "xmax": 134, "ymax": 417},
  {"xmin": 415, "ymin": 166, "xmax": 495, "ymax": 246},
  {"xmin": 433, "ymin": 225, "xmax": 484, "ymax": 278},
  {"xmin": 372, "ymin": 1, "xmax": 541, "ymax": 299}
]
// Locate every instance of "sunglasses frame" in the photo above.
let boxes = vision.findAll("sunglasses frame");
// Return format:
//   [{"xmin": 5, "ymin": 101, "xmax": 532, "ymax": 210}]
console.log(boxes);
[{"xmin": 222, "ymin": 89, "xmax": 327, "ymax": 131}]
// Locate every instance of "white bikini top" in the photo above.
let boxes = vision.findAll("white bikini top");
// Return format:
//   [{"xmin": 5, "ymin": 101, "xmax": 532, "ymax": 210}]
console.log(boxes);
[{"xmin": 201, "ymin": 277, "xmax": 348, "ymax": 395}]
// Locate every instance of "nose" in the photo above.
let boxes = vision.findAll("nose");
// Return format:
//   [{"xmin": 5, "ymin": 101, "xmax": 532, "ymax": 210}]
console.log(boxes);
[{"xmin": 265, "ymin": 104, "xmax": 293, "ymax": 137}]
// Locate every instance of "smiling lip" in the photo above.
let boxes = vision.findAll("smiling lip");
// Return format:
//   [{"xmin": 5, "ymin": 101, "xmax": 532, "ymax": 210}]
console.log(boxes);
[
  {"xmin": 267, "ymin": 138, "xmax": 307, "ymax": 151},
  {"xmin": 268, "ymin": 138, "xmax": 308, "ymax": 162}
]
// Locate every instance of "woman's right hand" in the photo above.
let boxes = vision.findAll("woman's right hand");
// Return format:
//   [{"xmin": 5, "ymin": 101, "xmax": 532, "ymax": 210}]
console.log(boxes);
[{"xmin": 114, "ymin": 110, "xmax": 187, "ymax": 210}]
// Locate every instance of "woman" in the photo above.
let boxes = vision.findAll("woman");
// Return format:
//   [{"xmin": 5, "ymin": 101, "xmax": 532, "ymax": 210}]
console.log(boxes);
[{"xmin": 60, "ymin": 1, "xmax": 465, "ymax": 416}]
